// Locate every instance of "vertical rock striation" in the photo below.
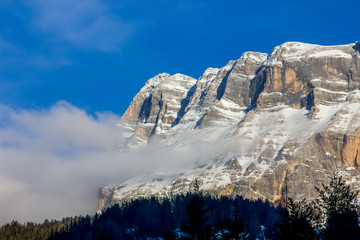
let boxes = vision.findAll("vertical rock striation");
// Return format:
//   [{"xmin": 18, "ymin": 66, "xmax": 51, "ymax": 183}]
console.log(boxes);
[{"xmin": 99, "ymin": 41, "xmax": 360, "ymax": 210}]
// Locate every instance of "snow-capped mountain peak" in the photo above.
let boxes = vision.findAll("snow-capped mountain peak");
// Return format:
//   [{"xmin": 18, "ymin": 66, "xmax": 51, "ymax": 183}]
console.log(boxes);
[{"xmin": 100, "ymin": 41, "xmax": 360, "ymax": 210}]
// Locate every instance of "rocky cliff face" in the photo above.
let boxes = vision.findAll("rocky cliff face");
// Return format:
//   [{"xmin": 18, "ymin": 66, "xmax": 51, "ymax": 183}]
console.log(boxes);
[{"xmin": 101, "ymin": 41, "xmax": 360, "ymax": 209}]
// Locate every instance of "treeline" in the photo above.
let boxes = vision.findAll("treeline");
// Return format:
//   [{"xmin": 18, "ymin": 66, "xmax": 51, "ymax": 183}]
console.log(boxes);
[
  {"xmin": 0, "ymin": 173, "xmax": 359, "ymax": 240},
  {"xmin": 0, "ymin": 192, "xmax": 279, "ymax": 240},
  {"xmin": 48, "ymin": 193, "xmax": 279, "ymax": 240},
  {"xmin": 0, "ymin": 217, "xmax": 75, "ymax": 240},
  {"xmin": 276, "ymin": 173, "xmax": 360, "ymax": 240}
]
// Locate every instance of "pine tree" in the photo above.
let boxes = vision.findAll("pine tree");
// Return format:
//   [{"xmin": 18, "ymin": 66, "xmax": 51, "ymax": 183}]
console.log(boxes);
[
  {"xmin": 228, "ymin": 201, "xmax": 248, "ymax": 240},
  {"xmin": 163, "ymin": 229, "xmax": 177, "ymax": 240},
  {"xmin": 315, "ymin": 172, "xmax": 360, "ymax": 240},
  {"xmin": 276, "ymin": 198, "xmax": 316, "ymax": 240},
  {"xmin": 180, "ymin": 180, "xmax": 212, "ymax": 240}
]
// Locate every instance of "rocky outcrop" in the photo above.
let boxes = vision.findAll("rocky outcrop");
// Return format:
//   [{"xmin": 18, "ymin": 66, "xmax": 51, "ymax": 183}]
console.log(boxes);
[
  {"xmin": 117, "ymin": 73, "xmax": 197, "ymax": 147},
  {"xmin": 191, "ymin": 52, "xmax": 268, "ymax": 127},
  {"xmin": 255, "ymin": 42, "xmax": 358, "ymax": 111},
  {"xmin": 98, "ymin": 187, "xmax": 113, "ymax": 211},
  {"xmin": 99, "ymin": 41, "xmax": 360, "ymax": 210}
]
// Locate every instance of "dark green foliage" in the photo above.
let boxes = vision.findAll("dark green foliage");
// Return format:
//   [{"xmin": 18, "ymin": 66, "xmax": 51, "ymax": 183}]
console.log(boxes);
[
  {"xmin": 2, "ymin": 172, "xmax": 358, "ymax": 239},
  {"xmin": 275, "ymin": 198, "xmax": 316, "ymax": 240},
  {"xmin": 0, "ymin": 218, "xmax": 73, "ymax": 240},
  {"xmin": 214, "ymin": 200, "xmax": 249, "ymax": 240},
  {"xmin": 0, "ymin": 194, "xmax": 280, "ymax": 239},
  {"xmin": 163, "ymin": 229, "xmax": 178, "ymax": 240},
  {"xmin": 229, "ymin": 201, "xmax": 248, "ymax": 240},
  {"xmin": 315, "ymin": 173, "xmax": 360, "ymax": 240},
  {"xmin": 180, "ymin": 193, "xmax": 212, "ymax": 239}
]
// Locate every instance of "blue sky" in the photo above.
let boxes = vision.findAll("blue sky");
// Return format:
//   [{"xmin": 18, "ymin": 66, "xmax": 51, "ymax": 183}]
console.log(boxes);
[{"xmin": 0, "ymin": 0, "xmax": 359, "ymax": 115}]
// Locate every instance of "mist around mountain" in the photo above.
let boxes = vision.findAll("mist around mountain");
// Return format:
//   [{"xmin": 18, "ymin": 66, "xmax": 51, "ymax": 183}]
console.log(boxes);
[
  {"xmin": 102, "ymin": 41, "xmax": 360, "ymax": 209},
  {"xmin": 1, "ymin": 41, "xmax": 360, "ymax": 238},
  {"xmin": 1, "ymin": 173, "xmax": 359, "ymax": 240}
]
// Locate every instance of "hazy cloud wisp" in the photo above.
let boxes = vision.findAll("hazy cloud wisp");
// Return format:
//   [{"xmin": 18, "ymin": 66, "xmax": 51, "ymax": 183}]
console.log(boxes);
[
  {"xmin": 0, "ymin": 101, "xmax": 144, "ymax": 224},
  {"xmin": 0, "ymin": 101, "xmax": 236, "ymax": 225},
  {"xmin": 27, "ymin": 0, "xmax": 134, "ymax": 51}
]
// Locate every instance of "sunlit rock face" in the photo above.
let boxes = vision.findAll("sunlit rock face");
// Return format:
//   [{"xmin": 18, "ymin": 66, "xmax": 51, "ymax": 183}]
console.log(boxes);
[{"xmin": 100, "ymin": 41, "xmax": 360, "ymax": 210}]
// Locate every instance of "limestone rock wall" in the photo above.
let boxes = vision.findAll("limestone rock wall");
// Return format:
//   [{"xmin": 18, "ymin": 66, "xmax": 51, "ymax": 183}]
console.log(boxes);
[{"xmin": 101, "ymin": 41, "xmax": 360, "ymax": 210}]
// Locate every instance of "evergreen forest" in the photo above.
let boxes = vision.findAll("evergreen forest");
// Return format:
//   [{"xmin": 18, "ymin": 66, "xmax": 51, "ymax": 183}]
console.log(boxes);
[{"xmin": 0, "ymin": 173, "xmax": 358, "ymax": 240}]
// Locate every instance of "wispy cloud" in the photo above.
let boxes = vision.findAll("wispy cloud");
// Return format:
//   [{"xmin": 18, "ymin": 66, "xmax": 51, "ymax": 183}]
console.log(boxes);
[
  {"xmin": 0, "ymin": 35, "xmax": 71, "ymax": 70},
  {"xmin": 0, "ymin": 100, "xmax": 246, "ymax": 224},
  {"xmin": 0, "ymin": 102, "xmax": 201, "ymax": 224},
  {"xmin": 27, "ymin": 0, "xmax": 134, "ymax": 52},
  {"xmin": 0, "ymin": 37, "xmax": 16, "ymax": 52},
  {"xmin": 0, "ymin": 0, "xmax": 134, "ymax": 70},
  {"xmin": 0, "ymin": 102, "xmax": 125, "ymax": 223}
]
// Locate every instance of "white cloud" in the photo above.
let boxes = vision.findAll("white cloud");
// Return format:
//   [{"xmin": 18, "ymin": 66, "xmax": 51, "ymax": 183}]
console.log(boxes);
[
  {"xmin": 27, "ymin": 0, "xmax": 134, "ymax": 52},
  {"xmin": 0, "ymin": 102, "xmax": 136, "ymax": 224},
  {"xmin": 0, "ymin": 100, "xmax": 248, "ymax": 225}
]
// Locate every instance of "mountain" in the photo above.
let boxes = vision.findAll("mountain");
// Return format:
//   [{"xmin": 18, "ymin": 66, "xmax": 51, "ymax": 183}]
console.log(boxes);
[{"xmin": 99, "ymin": 41, "xmax": 360, "ymax": 210}]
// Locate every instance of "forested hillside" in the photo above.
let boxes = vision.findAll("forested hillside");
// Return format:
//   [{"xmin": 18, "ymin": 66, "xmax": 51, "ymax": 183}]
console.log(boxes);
[{"xmin": 1, "ymin": 174, "xmax": 359, "ymax": 240}]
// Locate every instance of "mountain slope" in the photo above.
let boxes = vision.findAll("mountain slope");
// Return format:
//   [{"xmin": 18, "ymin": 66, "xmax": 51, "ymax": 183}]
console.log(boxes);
[{"xmin": 99, "ymin": 41, "xmax": 360, "ymax": 209}]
